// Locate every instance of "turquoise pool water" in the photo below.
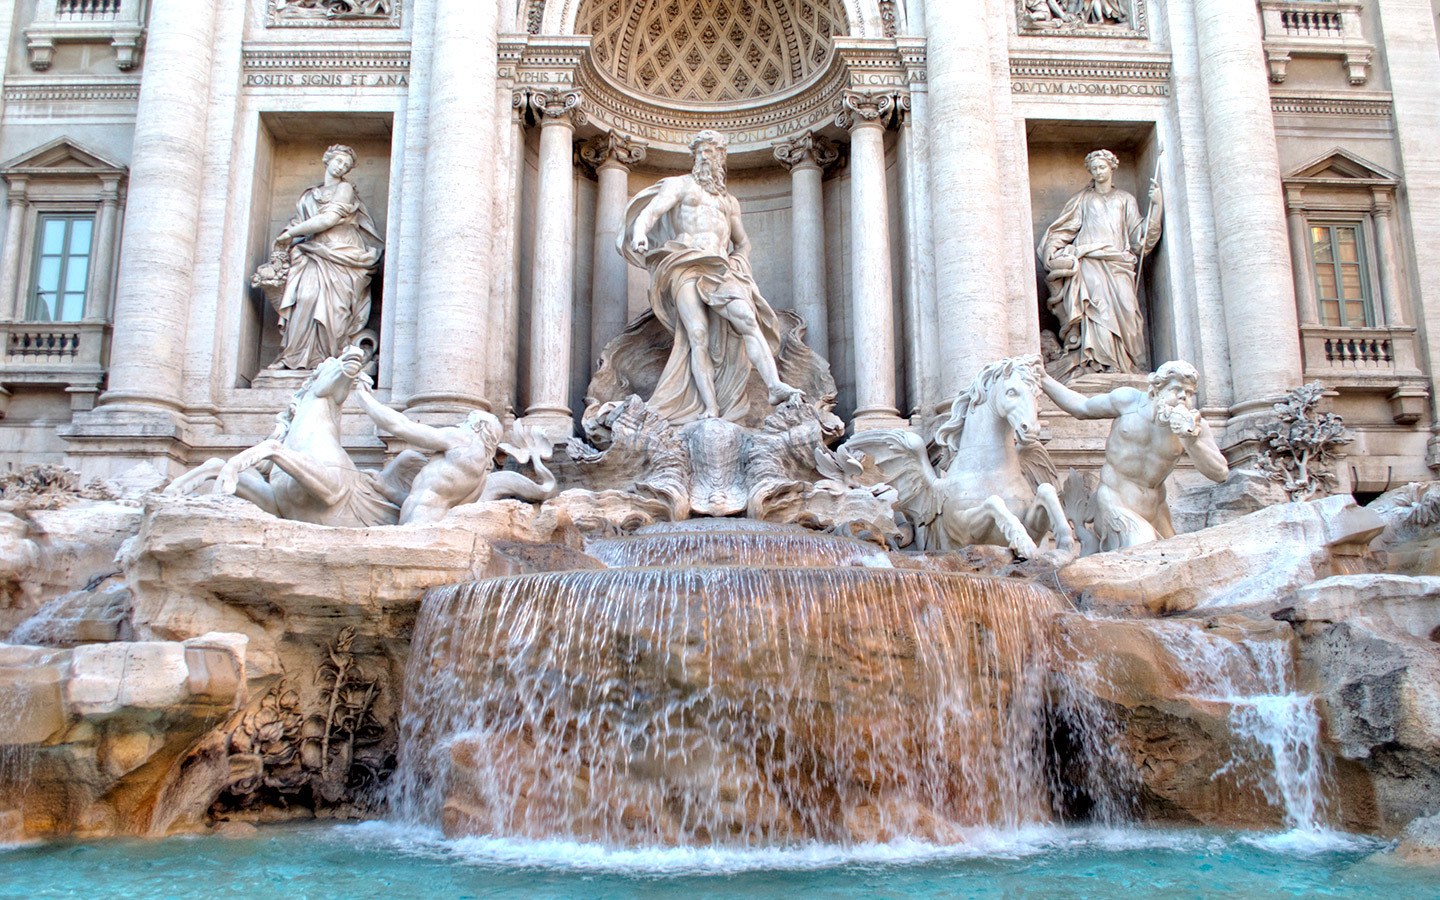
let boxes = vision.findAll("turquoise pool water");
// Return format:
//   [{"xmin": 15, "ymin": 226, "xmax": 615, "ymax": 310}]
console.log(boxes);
[{"xmin": 0, "ymin": 824, "xmax": 1430, "ymax": 899}]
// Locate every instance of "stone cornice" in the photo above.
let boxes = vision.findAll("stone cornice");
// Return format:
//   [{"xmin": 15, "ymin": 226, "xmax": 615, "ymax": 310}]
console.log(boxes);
[
  {"xmin": 1270, "ymin": 92, "xmax": 1393, "ymax": 119},
  {"xmin": 2, "ymin": 77, "xmax": 140, "ymax": 105}
]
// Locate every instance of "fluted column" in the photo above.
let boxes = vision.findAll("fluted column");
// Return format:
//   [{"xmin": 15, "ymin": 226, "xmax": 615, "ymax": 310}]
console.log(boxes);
[
  {"xmin": 1194, "ymin": 0, "xmax": 1304, "ymax": 417},
  {"xmin": 1284, "ymin": 188, "xmax": 1319, "ymax": 327},
  {"xmin": 580, "ymin": 132, "xmax": 645, "ymax": 364},
  {"xmin": 839, "ymin": 92, "xmax": 904, "ymax": 431},
  {"xmin": 86, "ymin": 177, "xmax": 121, "ymax": 321},
  {"xmin": 408, "ymin": 0, "xmax": 498, "ymax": 412},
  {"xmin": 1371, "ymin": 191, "xmax": 1404, "ymax": 327},
  {"xmin": 98, "ymin": 0, "xmax": 218, "ymax": 412},
  {"xmin": 924, "ymin": 0, "xmax": 1008, "ymax": 397},
  {"xmin": 774, "ymin": 131, "xmax": 838, "ymax": 356},
  {"xmin": 0, "ymin": 177, "xmax": 27, "ymax": 319},
  {"xmin": 524, "ymin": 89, "xmax": 583, "ymax": 439}
]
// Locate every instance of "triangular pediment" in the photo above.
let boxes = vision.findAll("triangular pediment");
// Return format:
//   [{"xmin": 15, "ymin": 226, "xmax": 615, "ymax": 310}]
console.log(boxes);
[
  {"xmin": 0, "ymin": 137, "xmax": 127, "ymax": 176},
  {"xmin": 1287, "ymin": 147, "xmax": 1398, "ymax": 184}
]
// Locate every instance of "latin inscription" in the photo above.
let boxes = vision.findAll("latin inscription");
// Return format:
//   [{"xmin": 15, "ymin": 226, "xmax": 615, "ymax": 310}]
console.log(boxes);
[
  {"xmin": 244, "ymin": 71, "xmax": 409, "ymax": 88},
  {"xmin": 1011, "ymin": 81, "xmax": 1169, "ymax": 97}
]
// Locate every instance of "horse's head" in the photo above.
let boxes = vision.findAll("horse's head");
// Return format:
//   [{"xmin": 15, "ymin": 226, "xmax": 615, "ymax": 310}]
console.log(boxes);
[
  {"xmin": 306, "ymin": 346, "xmax": 367, "ymax": 403},
  {"xmin": 988, "ymin": 355, "xmax": 1045, "ymax": 446},
  {"xmin": 935, "ymin": 354, "xmax": 1045, "ymax": 452}
]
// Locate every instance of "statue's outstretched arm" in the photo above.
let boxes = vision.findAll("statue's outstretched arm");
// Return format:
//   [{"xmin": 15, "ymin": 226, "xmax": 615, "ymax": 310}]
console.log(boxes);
[{"xmin": 353, "ymin": 384, "xmax": 452, "ymax": 452}]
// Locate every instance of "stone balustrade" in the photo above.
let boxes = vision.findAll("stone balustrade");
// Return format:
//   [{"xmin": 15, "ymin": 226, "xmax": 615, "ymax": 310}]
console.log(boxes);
[
  {"xmin": 0, "ymin": 321, "xmax": 108, "ymax": 411},
  {"xmin": 1299, "ymin": 324, "xmax": 1429, "ymax": 423},
  {"xmin": 1259, "ymin": 0, "xmax": 1373, "ymax": 84},
  {"xmin": 25, "ymin": 0, "xmax": 143, "ymax": 70}
]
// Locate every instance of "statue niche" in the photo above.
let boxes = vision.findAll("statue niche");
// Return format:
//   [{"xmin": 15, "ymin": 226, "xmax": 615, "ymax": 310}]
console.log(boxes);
[
  {"xmin": 568, "ymin": 130, "xmax": 889, "ymax": 538},
  {"xmin": 252, "ymin": 144, "xmax": 384, "ymax": 371}
]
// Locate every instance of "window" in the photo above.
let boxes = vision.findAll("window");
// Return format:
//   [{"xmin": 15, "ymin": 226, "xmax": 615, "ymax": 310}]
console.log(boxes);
[
  {"xmin": 1310, "ymin": 222, "xmax": 1374, "ymax": 328},
  {"xmin": 28, "ymin": 214, "xmax": 93, "ymax": 322}
]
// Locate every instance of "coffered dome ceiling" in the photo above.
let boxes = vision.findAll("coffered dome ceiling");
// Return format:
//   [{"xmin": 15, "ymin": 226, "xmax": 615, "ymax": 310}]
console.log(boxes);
[{"xmin": 577, "ymin": 0, "xmax": 850, "ymax": 103}]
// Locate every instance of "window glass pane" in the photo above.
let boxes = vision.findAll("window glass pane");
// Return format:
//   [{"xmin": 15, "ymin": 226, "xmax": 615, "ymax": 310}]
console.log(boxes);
[
  {"xmin": 1314, "ymin": 262, "xmax": 1338, "ymax": 299},
  {"xmin": 65, "ymin": 255, "xmax": 89, "ymax": 292},
  {"xmin": 1335, "ymin": 227, "xmax": 1360, "ymax": 263},
  {"xmin": 33, "ymin": 292, "xmax": 56, "ymax": 321},
  {"xmin": 40, "ymin": 219, "xmax": 66, "ymax": 255},
  {"xmin": 1320, "ymin": 299, "xmax": 1341, "ymax": 326},
  {"xmin": 36, "ymin": 256, "xmax": 61, "ymax": 292},
  {"xmin": 68, "ymin": 218, "xmax": 93, "ymax": 256},
  {"xmin": 1344, "ymin": 300, "xmax": 1369, "ymax": 327},
  {"xmin": 1311, "ymin": 228, "xmax": 1334, "ymax": 263},
  {"xmin": 60, "ymin": 292, "xmax": 85, "ymax": 321},
  {"xmin": 1340, "ymin": 264, "xmax": 1363, "ymax": 299}
]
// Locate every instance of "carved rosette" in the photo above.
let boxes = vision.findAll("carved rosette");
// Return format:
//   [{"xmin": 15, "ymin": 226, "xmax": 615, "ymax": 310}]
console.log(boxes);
[
  {"xmin": 773, "ymin": 131, "xmax": 841, "ymax": 173},
  {"xmin": 527, "ymin": 88, "xmax": 585, "ymax": 128},
  {"xmin": 579, "ymin": 133, "xmax": 648, "ymax": 175},
  {"xmin": 835, "ymin": 91, "xmax": 901, "ymax": 131}
]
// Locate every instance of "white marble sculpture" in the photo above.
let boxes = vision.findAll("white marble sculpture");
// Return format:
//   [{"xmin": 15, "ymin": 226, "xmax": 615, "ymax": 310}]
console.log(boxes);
[
  {"xmin": 165, "ymin": 347, "xmax": 405, "ymax": 527},
  {"xmin": 847, "ymin": 355, "xmax": 1075, "ymax": 560},
  {"xmin": 621, "ymin": 130, "xmax": 804, "ymax": 424},
  {"xmin": 353, "ymin": 385, "xmax": 558, "ymax": 525},
  {"xmin": 1042, "ymin": 360, "xmax": 1230, "ymax": 550},
  {"xmin": 253, "ymin": 144, "xmax": 383, "ymax": 370},
  {"xmin": 1039, "ymin": 149, "xmax": 1161, "ymax": 378}
]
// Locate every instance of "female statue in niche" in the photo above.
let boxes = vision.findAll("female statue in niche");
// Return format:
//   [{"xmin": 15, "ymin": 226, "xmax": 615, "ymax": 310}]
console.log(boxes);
[
  {"xmin": 1038, "ymin": 148, "xmax": 1161, "ymax": 379},
  {"xmin": 255, "ymin": 144, "xmax": 384, "ymax": 370}
]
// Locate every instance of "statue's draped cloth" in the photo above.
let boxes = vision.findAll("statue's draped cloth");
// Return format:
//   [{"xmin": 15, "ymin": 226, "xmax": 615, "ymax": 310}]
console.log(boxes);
[
  {"xmin": 1039, "ymin": 187, "xmax": 1159, "ymax": 373},
  {"xmin": 275, "ymin": 183, "xmax": 384, "ymax": 369},
  {"xmin": 620, "ymin": 182, "xmax": 785, "ymax": 425}
]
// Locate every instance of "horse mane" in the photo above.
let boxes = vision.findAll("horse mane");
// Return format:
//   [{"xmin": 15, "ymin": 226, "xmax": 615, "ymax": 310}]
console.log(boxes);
[
  {"xmin": 933, "ymin": 355, "xmax": 1044, "ymax": 453},
  {"xmin": 267, "ymin": 367, "xmax": 325, "ymax": 444}
]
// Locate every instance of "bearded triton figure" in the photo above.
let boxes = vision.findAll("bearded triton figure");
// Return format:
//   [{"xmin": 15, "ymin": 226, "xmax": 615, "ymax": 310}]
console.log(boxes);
[
  {"xmin": 1039, "ymin": 149, "xmax": 1162, "ymax": 377},
  {"xmin": 1042, "ymin": 360, "xmax": 1229, "ymax": 550},
  {"xmin": 621, "ymin": 130, "xmax": 804, "ymax": 425},
  {"xmin": 257, "ymin": 144, "xmax": 384, "ymax": 370}
]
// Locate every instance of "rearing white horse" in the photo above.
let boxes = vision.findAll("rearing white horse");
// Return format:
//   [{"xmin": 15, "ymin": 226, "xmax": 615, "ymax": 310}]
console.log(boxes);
[{"xmin": 847, "ymin": 355, "xmax": 1076, "ymax": 560}]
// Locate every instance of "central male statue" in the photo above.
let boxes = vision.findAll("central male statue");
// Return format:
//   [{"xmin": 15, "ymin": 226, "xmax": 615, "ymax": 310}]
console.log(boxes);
[{"xmin": 621, "ymin": 130, "xmax": 803, "ymax": 424}]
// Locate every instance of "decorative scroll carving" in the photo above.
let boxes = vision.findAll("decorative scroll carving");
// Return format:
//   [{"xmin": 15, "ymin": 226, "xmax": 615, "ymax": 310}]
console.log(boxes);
[
  {"xmin": 835, "ymin": 90, "xmax": 899, "ymax": 130},
  {"xmin": 577, "ymin": 0, "xmax": 849, "ymax": 102},
  {"xmin": 527, "ymin": 87, "xmax": 585, "ymax": 126},
  {"xmin": 267, "ymin": 0, "xmax": 400, "ymax": 28},
  {"xmin": 526, "ymin": 0, "xmax": 546, "ymax": 34},
  {"xmin": 1016, "ymin": 0, "xmax": 1146, "ymax": 38},
  {"xmin": 878, "ymin": 0, "xmax": 899, "ymax": 37},
  {"xmin": 773, "ymin": 130, "xmax": 841, "ymax": 171},
  {"xmin": 578, "ymin": 133, "xmax": 648, "ymax": 174}
]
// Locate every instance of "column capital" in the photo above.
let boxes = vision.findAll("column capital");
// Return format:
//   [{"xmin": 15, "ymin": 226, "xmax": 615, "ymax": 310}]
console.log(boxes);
[
  {"xmin": 578, "ymin": 132, "xmax": 647, "ymax": 175},
  {"xmin": 1371, "ymin": 188, "xmax": 1395, "ymax": 217},
  {"xmin": 528, "ymin": 87, "xmax": 585, "ymax": 128},
  {"xmin": 4, "ymin": 175, "xmax": 27, "ymax": 205},
  {"xmin": 835, "ymin": 90, "xmax": 901, "ymax": 131},
  {"xmin": 774, "ymin": 130, "xmax": 841, "ymax": 173}
]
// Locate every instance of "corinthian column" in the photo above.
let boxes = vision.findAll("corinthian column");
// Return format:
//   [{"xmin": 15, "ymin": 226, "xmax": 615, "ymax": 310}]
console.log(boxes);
[
  {"xmin": 774, "ymin": 131, "xmax": 839, "ymax": 356},
  {"xmin": 580, "ymin": 132, "xmax": 645, "ymax": 364},
  {"xmin": 524, "ymin": 89, "xmax": 583, "ymax": 439},
  {"xmin": 98, "ymin": 0, "xmax": 219, "ymax": 412},
  {"xmin": 408, "ymin": 0, "xmax": 498, "ymax": 412},
  {"xmin": 838, "ymin": 92, "xmax": 905, "ymax": 431},
  {"xmin": 1193, "ymin": 0, "xmax": 1303, "ymax": 417},
  {"xmin": 923, "ymin": 0, "xmax": 1008, "ymax": 397}
]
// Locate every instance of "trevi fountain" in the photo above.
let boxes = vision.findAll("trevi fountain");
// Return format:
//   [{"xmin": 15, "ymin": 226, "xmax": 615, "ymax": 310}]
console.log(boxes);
[{"xmin": 3, "ymin": 0, "xmax": 1440, "ymax": 896}]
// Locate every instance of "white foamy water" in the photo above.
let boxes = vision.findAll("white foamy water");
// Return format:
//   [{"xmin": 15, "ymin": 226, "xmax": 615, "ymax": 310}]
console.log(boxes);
[{"xmin": 1149, "ymin": 623, "xmax": 1333, "ymax": 834}]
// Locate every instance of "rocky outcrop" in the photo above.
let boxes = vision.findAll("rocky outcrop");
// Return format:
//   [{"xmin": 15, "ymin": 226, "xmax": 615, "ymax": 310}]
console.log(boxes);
[
  {"xmin": 1058, "ymin": 495, "xmax": 1383, "ymax": 615},
  {"xmin": 1053, "ymin": 613, "xmax": 1299, "ymax": 828},
  {"xmin": 1395, "ymin": 812, "xmax": 1440, "ymax": 865},
  {"xmin": 1279, "ymin": 575, "xmax": 1440, "ymax": 834},
  {"xmin": 0, "ymin": 634, "xmax": 246, "ymax": 839}
]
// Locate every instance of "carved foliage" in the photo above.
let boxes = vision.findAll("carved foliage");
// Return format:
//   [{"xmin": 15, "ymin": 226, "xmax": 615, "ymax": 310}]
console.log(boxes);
[
  {"xmin": 773, "ymin": 130, "xmax": 841, "ymax": 171},
  {"xmin": 216, "ymin": 627, "xmax": 392, "ymax": 813},
  {"xmin": 1256, "ymin": 382, "xmax": 1351, "ymax": 501}
]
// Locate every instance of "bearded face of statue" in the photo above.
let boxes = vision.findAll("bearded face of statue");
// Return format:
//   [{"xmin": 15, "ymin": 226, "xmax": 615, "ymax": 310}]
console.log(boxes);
[
  {"xmin": 692, "ymin": 143, "xmax": 727, "ymax": 195},
  {"xmin": 1150, "ymin": 377, "xmax": 1201, "ymax": 436}
]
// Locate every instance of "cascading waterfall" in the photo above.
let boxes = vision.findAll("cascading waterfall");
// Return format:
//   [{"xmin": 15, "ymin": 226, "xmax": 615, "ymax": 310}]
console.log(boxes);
[
  {"xmin": 1149, "ymin": 623, "xmax": 1331, "ymax": 832},
  {"xmin": 391, "ymin": 527, "xmax": 1090, "ymax": 847}
]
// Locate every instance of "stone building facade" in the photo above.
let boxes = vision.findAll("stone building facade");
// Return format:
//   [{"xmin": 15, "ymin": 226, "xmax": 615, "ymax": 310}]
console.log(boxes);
[{"xmin": 0, "ymin": 0, "xmax": 1436, "ymax": 497}]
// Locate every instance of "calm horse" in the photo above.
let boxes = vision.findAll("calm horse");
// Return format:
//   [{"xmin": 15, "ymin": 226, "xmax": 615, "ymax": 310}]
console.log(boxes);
[
  {"xmin": 847, "ymin": 355, "xmax": 1075, "ymax": 560},
  {"xmin": 166, "ymin": 347, "xmax": 402, "ymax": 527}
]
